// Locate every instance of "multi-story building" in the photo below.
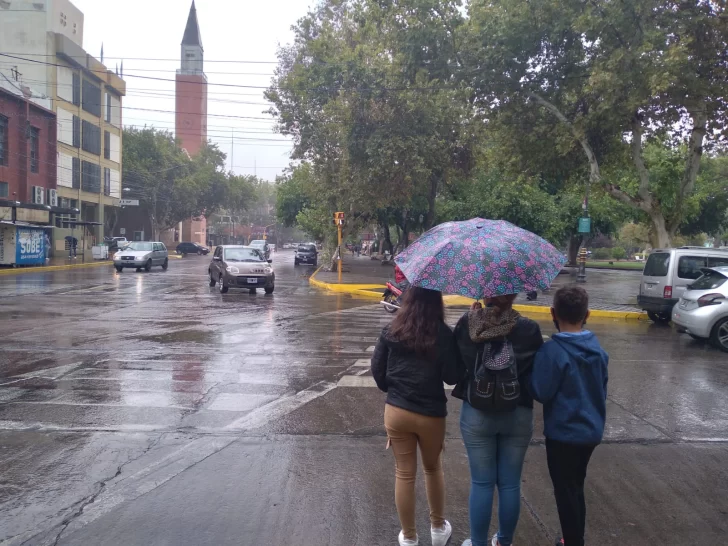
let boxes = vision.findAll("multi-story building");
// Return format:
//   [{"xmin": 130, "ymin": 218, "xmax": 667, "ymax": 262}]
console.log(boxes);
[
  {"xmin": 0, "ymin": 77, "xmax": 57, "ymax": 217},
  {"xmin": 0, "ymin": 0, "xmax": 126, "ymax": 255}
]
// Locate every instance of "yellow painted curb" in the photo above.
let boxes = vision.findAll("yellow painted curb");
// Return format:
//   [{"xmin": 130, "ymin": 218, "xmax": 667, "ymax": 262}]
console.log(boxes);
[
  {"xmin": 0, "ymin": 261, "xmax": 112, "ymax": 276},
  {"xmin": 308, "ymin": 267, "xmax": 647, "ymax": 321}
]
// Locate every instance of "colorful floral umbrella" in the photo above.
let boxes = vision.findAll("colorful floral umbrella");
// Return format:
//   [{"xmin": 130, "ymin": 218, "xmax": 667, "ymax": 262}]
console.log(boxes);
[{"xmin": 394, "ymin": 218, "xmax": 566, "ymax": 299}]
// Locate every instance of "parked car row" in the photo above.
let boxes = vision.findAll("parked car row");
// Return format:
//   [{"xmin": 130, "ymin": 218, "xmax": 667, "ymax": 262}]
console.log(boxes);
[{"xmin": 638, "ymin": 247, "xmax": 728, "ymax": 352}]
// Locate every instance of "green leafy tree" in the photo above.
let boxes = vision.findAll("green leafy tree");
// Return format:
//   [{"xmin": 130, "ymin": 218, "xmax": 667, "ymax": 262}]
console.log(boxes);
[
  {"xmin": 123, "ymin": 128, "xmax": 253, "ymax": 239},
  {"xmin": 462, "ymin": 0, "xmax": 727, "ymax": 247}
]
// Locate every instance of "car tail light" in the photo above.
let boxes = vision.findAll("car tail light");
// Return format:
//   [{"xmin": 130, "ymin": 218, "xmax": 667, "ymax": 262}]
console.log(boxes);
[
  {"xmin": 663, "ymin": 286, "xmax": 672, "ymax": 299},
  {"xmin": 698, "ymin": 293, "xmax": 726, "ymax": 307}
]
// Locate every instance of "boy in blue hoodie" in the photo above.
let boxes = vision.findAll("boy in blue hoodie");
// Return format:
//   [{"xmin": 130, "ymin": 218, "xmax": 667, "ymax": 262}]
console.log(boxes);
[{"xmin": 531, "ymin": 286, "xmax": 608, "ymax": 546}]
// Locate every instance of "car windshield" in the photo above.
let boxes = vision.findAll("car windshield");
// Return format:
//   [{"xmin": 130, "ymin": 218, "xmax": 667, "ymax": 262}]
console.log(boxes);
[
  {"xmin": 224, "ymin": 248, "xmax": 265, "ymax": 262},
  {"xmin": 644, "ymin": 253, "xmax": 670, "ymax": 277},
  {"xmin": 125, "ymin": 242, "xmax": 153, "ymax": 252},
  {"xmin": 298, "ymin": 245, "xmax": 316, "ymax": 252},
  {"xmin": 689, "ymin": 270, "xmax": 727, "ymax": 290}
]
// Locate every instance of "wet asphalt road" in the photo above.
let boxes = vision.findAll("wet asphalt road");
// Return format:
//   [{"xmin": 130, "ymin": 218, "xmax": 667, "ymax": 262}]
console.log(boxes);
[{"xmin": 0, "ymin": 251, "xmax": 727, "ymax": 546}]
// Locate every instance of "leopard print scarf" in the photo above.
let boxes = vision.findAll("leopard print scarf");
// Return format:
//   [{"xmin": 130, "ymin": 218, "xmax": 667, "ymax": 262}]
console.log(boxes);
[{"xmin": 468, "ymin": 307, "xmax": 520, "ymax": 342}]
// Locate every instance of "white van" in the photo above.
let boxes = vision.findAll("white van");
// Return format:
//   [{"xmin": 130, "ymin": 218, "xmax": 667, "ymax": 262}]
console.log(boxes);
[{"xmin": 638, "ymin": 247, "xmax": 728, "ymax": 322}]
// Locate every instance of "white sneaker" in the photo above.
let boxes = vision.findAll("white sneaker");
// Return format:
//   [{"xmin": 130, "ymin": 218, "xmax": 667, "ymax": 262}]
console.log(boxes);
[
  {"xmin": 492, "ymin": 536, "xmax": 500, "ymax": 546},
  {"xmin": 431, "ymin": 520, "xmax": 452, "ymax": 546},
  {"xmin": 461, "ymin": 540, "xmax": 472, "ymax": 546},
  {"xmin": 398, "ymin": 530, "xmax": 419, "ymax": 546}
]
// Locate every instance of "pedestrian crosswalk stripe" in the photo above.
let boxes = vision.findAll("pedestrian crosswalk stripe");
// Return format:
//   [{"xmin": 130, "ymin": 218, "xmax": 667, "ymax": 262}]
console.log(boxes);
[{"xmin": 353, "ymin": 359, "xmax": 370, "ymax": 367}]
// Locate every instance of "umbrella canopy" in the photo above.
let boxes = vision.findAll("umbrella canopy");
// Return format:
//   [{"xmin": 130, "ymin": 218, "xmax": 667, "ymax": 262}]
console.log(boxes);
[{"xmin": 394, "ymin": 218, "xmax": 566, "ymax": 300}]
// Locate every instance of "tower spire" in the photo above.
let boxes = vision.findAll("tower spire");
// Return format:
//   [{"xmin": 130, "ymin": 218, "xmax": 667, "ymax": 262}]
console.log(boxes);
[{"xmin": 182, "ymin": 1, "xmax": 203, "ymax": 49}]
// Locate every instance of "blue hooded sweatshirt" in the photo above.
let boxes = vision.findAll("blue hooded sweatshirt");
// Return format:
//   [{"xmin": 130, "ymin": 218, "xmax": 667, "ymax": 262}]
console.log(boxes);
[{"xmin": 530, "ymin": 331, "xmax": 608, "ymax": 445}]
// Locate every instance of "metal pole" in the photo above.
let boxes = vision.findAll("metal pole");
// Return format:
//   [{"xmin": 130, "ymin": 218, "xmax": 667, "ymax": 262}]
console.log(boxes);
[{"xmin": 337, "ymin": 222, "xmax": 343, "ymax": 283}]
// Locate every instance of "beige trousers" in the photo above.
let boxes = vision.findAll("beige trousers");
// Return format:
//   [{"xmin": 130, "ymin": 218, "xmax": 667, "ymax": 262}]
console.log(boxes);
[{"xmin": 384, "ymin": 403, "xmax": 446, "ymax": 540}]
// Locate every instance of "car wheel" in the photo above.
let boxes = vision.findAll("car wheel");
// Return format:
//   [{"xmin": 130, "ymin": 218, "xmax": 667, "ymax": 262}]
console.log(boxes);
[
  {"xmin": 218, "ymin": 274, "xmax": 228, "ymax": 294},
  {"xmin": 710, "ymin": 318, "xmax": 728, "ymax": 353},
  {"xmin": 647, "ymin": 311, "xmax": 671, "ymax": 324},
  {"xmin": 161, "ymin": 258, "xmax": 168, "ymax": 271},
  {"xmin": 115, "ymin": 265, "xmax": 123, "ymax": 273},
  {"xmin": 145, "ymin": 259, "xmax": 152, "ymax": 272},
  {"xmin": 264, "ymin": 286, "xmax": 274, "ymax": 295},
  {"xmin": 209, "ymin": 270, "xmax": 216, "ymax": 287}
]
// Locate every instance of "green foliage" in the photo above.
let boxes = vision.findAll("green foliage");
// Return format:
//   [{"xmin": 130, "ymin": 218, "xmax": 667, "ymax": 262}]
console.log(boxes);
[
  {"xmin": 592, "ymin": 248, "xmax": 611, "ymax": 260},
  {"xmin": 462, "ymin": 0, "xmax": 727, "ymax": 246},
  {"xmin": 123, "ymin": 127, "xmax": 256, "ymax": 237},
  {"xmin": 611, "ymin": 247, "xmax": 627, "ymax": 260}
]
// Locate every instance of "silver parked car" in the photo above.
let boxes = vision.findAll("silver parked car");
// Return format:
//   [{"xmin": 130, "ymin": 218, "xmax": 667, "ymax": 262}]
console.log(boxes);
[
  {"xmin": 113, "ymin": 242, "xmax": 169, "ymax": 272},
  {"xmin": 208, "ymin": 245, "xmax": 275, "ymax": 294},
  {"xmin": 672, "ymin": 266, "xmax": 728, "ymax": 352},
  {"xmin": 637, "ymin": 247, "xmax": 728, "ymax": 323}
]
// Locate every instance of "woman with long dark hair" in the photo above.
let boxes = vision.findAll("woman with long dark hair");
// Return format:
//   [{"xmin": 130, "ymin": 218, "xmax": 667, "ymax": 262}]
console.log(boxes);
[{"xmin": 371, "ymin": 287, "xmax": 464, "ymax": 546}]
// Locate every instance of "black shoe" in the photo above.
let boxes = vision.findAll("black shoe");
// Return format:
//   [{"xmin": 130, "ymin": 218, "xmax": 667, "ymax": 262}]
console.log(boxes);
[{"xmin": 554, "ymin": 538, "xmax": 564, "ymax": 546}]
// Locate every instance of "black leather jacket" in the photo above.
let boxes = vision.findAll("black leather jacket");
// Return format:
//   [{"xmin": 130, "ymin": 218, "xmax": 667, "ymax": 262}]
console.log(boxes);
[{"xmin": 371, "ymin": 323, "xmax": 465, "ymax": 418}]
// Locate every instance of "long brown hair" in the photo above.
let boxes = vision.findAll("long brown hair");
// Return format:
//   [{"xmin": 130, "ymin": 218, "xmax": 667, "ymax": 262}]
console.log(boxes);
[{"xmin": 388, "ymin": 287, "xmax": 445, "ymax": 357}]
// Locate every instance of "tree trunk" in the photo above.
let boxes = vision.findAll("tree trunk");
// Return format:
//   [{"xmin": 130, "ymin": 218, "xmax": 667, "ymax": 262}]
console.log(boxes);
[
  {"xmin": 648, "ymin": 213, "xmax": 671, "ymax": 249},
  {"xmin": 383, "ymin": 223, "xmax": 393, "ymax": 254},
  {"xmin": 567, "ymin": 235, "xmax": 582, "ymax": 266}
]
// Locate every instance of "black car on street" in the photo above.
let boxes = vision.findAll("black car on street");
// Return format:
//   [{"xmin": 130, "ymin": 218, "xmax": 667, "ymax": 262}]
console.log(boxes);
[
  {"xmin": 294, "ymin": 243, "xmax": 318, "ymax": 267},
  {"xmin": 176, "ymin": 242, "xmax": 210, "ymax": 256}
]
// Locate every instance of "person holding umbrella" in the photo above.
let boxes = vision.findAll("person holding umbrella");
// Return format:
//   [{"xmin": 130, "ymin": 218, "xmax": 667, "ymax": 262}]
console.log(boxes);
[{"xmin": 395, "ymin": 218, "xmax": 567, "ymax": 546}]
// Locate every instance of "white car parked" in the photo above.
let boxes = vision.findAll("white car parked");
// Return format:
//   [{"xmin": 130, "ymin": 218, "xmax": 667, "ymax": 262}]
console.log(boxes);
[{"xmin": 672, "ymin": 266, "xmax": 728, "ymax": 352}]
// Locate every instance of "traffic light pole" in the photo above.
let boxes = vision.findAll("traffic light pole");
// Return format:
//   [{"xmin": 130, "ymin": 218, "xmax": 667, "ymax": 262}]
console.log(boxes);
[{"xmin": 337, "ymin": 222, "xmax": 343, "ymax": 283}]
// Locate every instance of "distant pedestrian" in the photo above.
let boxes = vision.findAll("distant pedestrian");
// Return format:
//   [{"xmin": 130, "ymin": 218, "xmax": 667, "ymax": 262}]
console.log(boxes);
[
  {"xmin": 371, "ymin": 287, "xmax": 464, "ymax": 546},
  {"xmin": 452, "ymin": 295, "xmax": 543, "ymax": 546},
  {"xmin": 44, "ymin": 233, "xmax": 51, "ymax": 262},
  {"xmin": 530, "ymin": 286, "xmax": 609, "ymax": 546}
]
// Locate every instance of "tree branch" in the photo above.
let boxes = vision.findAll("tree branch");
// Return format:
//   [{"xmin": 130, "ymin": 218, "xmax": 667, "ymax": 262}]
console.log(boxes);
[
  {"xmin": 528, "ymin": 91, "xmax": 642, "ymax": 211},
  {"xmin": 680, "ymin": 101, "xmax": 708, "ymax": 202},
  {"xmin": 630, "ymin": 113, "xmax": 652, "ymax": 206}
]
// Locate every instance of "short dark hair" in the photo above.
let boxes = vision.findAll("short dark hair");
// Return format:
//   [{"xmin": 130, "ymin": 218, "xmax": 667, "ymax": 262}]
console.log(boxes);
[{"xmin": 553, "ymin": 286, "xmax": 589, "ymax": 324}]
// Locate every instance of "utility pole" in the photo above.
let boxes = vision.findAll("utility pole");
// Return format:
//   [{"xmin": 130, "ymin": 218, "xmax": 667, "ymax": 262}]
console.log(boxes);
[
  {"xmin": 334, "ymin": 212, "xmax": 345, "ymax": 282},
  {"xmin": 577, "ymin": 178, "xmax": 591, "ymax": 283}
]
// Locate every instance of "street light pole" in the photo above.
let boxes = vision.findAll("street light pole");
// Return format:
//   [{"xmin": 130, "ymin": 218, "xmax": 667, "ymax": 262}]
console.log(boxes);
[{"xmin": 577, "ymin": 177, "xmax": 591, "ymax": 283}]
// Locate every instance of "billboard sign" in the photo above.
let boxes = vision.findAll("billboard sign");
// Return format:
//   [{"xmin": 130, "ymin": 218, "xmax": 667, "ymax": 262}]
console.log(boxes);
[{"xmin": 16, "ymin": 227, "xmax": 46, "ymax": 265}]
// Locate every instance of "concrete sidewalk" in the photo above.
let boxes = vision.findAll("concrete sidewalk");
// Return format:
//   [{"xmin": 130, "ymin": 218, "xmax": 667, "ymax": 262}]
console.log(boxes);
[{"xmin": 311, "ymin": 255, "xmax": 646, "ymax": 320}]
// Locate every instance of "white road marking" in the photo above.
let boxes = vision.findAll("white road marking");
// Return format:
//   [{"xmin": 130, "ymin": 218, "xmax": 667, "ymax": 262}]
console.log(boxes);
[{"xmin": 353, "ymin": 359, "xmax": 370, "ymax": 367}]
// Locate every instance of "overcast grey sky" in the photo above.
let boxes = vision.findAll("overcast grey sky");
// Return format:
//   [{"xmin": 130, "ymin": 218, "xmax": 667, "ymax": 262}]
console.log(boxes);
[{"xmin": 73, "ymin": 0, "xmax": 312, "ymax": 181}]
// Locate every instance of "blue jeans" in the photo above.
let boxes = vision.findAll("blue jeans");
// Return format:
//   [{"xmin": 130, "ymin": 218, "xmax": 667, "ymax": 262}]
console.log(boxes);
[{"xmin": 460, "ymin": 402, "xmax": 533, "ymax": 546}]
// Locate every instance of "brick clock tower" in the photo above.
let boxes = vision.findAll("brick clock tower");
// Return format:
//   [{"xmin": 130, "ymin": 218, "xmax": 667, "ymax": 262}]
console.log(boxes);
[{"xmin": 175, "ymin": 1, "xmax": 207, "ymax": 245}]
